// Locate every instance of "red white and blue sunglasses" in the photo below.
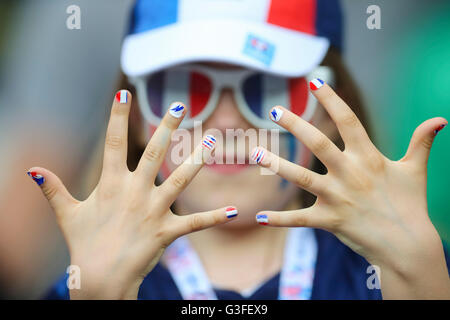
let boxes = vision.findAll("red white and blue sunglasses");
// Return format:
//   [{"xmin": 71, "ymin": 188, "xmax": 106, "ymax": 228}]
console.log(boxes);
[{"xmin": 130, "ymin": 64, "xmax": 334, "ymax": 131}]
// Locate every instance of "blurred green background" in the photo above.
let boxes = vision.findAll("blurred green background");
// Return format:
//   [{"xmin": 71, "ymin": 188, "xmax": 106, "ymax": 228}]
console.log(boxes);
[{"xmin": 367, "ymin": 2, "xmax": 450, "ymax": 244}]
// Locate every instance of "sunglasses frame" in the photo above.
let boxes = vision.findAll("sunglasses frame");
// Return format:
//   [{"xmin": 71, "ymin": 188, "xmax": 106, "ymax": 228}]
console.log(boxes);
[{"xmin": 129, "ymin": 64, "xmax": 334, "ymax": 131}]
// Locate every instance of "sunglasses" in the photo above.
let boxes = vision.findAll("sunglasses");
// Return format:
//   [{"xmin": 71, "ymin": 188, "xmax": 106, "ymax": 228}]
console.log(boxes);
[{"xmin": 130, "ymin": 64, "xmax": 334, "ymax": 130}]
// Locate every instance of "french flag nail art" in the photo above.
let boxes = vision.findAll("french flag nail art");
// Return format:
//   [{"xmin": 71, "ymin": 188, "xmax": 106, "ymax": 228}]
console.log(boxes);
[
  {"xmin": 116, "ymin": 90, "xmax": 128, "ymax": 103},
  {"xmin": 202, "ymin": 135, "xmax": 216, "ymax": 150},
  {"xmin": 256, "ymin": 214, "xmax": 268, "ymax": 225},
  {"xmin": 27, "ymin": 171, "xmax": 44, "ymax": 186},
  {"xmin": 169, "ymin": 103, "xmax": 184, "ymax": 118},
  {"xmin": 434, "ymin": 124, "xmax": 446, "ymax": 135},
  {"xmin": 269, "ymin": 107, "xmax": 283, "ymax": 122},
  {"xmin": 226, "ymin": 207, "xmax": 238, "ymax": 219},
  {"xmin": 251, "ymin": 147, "xmax": 265, "ymax": 164},
  {"xmin": 309, "ymin": 78, "xmax": 324, "ymax": 91}
]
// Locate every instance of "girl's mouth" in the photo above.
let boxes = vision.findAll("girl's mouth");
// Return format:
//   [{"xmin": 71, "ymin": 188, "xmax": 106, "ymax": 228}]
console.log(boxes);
[{"xmin": 206, "ymin": 162, "xmax": 250, "ymax": 174}]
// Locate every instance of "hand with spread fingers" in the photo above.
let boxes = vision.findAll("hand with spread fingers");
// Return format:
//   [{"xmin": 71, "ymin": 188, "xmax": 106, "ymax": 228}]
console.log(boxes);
[
  {"xmin": 253, "ymin": 80, "xmax": 450, "ymax": 299},
  {"xmin": 27, "ymin": 91, "xmax": 237, "ymax": 299}
]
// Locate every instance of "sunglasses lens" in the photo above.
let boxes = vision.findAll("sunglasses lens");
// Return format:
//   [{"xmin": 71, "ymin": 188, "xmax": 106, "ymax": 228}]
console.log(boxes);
[
  {"xmin": 287, "ymin": 77, "xmax": 309, "ymax": 117},
  {"xmin": 146, "ymin": 71, "xmax": 165, "ymax": 118},
  {"xmin": 242, "ymin": 74, "xmax": 309, "ymax": 121},
  {"xmin": 146, "ymin": 70, "xmax": 212, "ymax": 120},
  {"xmin": 242, "ymin": 74, "xmax": 265, "ymax": 117},
  {"xmin": 189, "ymin": 72, "xmax": 212, "ymax": 117}
]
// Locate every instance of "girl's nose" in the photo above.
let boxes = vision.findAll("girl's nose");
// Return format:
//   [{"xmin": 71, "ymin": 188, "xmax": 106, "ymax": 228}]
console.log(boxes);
[{"xmin": 204, "ymin": 88, "xmax": 252, "ymax": 131}]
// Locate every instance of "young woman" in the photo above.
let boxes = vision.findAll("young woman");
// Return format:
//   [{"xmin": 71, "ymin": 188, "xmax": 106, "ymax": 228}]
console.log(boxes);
[{"xmin": 33, "ymin": 0, "xmax": 449, "ymax": 299}]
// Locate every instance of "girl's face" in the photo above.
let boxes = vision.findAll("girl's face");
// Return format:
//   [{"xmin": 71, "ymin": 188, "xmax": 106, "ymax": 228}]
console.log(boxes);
[{"xmin": 134, "ymin": 63, "xmax": 334, "ymax": 228}]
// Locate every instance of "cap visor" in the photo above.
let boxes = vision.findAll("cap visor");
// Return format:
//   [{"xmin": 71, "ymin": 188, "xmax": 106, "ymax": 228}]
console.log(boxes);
[{"xmin": 121, "ymin": 20, "xmax": 329, "ymax": 78}]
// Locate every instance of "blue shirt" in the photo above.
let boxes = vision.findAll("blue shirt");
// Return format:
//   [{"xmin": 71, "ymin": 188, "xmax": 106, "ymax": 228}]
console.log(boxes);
[{"xmin": 43, "ymin": 229, "xmax": 450, "ymax": 300}]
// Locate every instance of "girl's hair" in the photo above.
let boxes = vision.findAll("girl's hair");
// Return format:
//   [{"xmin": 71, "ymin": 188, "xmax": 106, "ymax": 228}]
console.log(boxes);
[{"xmin": 106, "ymin": 47, "xmax": 372, "ymax": 208}]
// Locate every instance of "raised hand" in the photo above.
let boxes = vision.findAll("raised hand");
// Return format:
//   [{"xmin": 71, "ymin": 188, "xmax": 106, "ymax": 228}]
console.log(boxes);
[
  {"xmin": 253, "ymin": 80, "xmax": 449, "ymax": 299},
  {"xmin": 27, "ymin": 91, "xmax": 238, "ymax": 299}
]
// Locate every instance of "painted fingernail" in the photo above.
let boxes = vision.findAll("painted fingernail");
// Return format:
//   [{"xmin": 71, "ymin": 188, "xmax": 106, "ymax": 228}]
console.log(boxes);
[
  {"xmin": 115, "ymin": 90, "xmax": 128, "ymax": 104},
  {"xmin": 251, "ymin": 147, "xmax": 265, "ymax": 164},
  {"xmin": 27, "ymin": 171, "xmax": 45, "ymax": 186},
  {"xmin": 202, "ymin": 135, "xmax": 216, "ymax": 151},
  {"xmin": 256, "ymin": 214, "xmax": 268, "ymax": 225},
  {"xmin": 226, "ymin": 206, "xmax": 238, "ymax": 219},
  {"xmin": 169, "ymin": 103, "xmax": 185, "ymax": 118},
  {"xmin": 309, "ymin": 78, "xmax": 324, "ymax": 90},
  {"xmin": 269, "ymin": 107, "xmax": 284, "ymax": 122},
  {"xmin": 434, "ymin": 124, "xmax": 446, "ymax": 135}
]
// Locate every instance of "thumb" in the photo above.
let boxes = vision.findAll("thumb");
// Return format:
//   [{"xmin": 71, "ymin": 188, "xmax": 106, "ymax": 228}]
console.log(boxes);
[
  {"xmin": 27, "ymin": 167, "xmax": 78, "ymax": 216},
  {"xmin": 401, "ymin": 117, "xmax": 447, "ymax": 167}
]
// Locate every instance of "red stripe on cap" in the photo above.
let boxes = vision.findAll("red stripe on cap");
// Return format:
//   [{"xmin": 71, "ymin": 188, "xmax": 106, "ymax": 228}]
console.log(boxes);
[
  {"xmin": 289, "ymin": 77, "xmax": 308, "ymax": 116},
  {"xmin": 189, "ymin": 72, "xmax": 212, "ymax": 117},
  {"xmin": 267, "ymin": 0, "xmax": 317, "ymax": 35}
]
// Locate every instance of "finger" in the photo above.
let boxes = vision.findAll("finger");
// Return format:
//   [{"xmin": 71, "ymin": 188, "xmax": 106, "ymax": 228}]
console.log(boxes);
[
  {"xmin": 308, "ymin": 79, "xmax": 373, "ymax": 151},
  {"xmin": 269, "ymin": 105, "xmax": 343, "ymax": 172},
  {"xmin": 251, "ymin": 147, "xmax": 327, "ymax": 197},
  {"xmin": 103, "ymin": 90, "xmax": 132, "ymax": 175},
  {"xmin": 169, "ymin": 206, "xmax": 238, "ymax": 239},
  {"xmin": 400, "ymin": 117, "xmax": 447, "ymax": 167},
  {"xmin": 255, "ymin": 207, "xmax": 328, "ymax": 229},
  {"xmin": 158, "ymin": 135, "xmax": 216, "ymax": 206},
  {"xmin": 26, "ymin": 167, "xmax": 79, "ymax": 216},
  {"xmin": 135, "ymin": 102, "xmax": 187, "ymax": 184}
]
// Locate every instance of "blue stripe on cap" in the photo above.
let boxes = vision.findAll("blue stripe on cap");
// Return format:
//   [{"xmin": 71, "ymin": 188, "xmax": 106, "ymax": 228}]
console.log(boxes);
[
  {"xmin": 316, "ymin": 0, "xmax": 343, "ymax": 50},
  {"xmin": 130, "ymin": 0, "xmax": 179, "ymax": 35}
]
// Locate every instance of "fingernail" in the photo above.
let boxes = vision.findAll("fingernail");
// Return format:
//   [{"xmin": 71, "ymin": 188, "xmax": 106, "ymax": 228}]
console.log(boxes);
[
  {"xmin": 309, "ymin": 78, "xmax": 324, "ymax": 91},
  {"xmin": 116, "ymin": 90, "xmax": 128, "ymax": 104},
  {"xmin": 169, "ymin": 103, "xmax": 185, "ymax": 118},
  {"xmin": 251, "ymin": 147, "xmax": 265, "ymax": 164},
  {"xmin": 269, "ymin": 107, "xmax": 284, "ymax": 122},
  {"xmin": 256, "ymin": 214, "xmax": 268, "ymax": 225},
  {"xmin": 202, "ymin": 135, "xmax": 216, "ymax": 151},
  {"xmin": 226, "ymin": 206, "xmax": 238, "ymax": 219},
  {"xmin": 27, "ymin": 171, "xmax": 45, "ymax": 186},
  {"xmin": 434, "ymin": 124, "xmax": 446, "ymax": 135}
]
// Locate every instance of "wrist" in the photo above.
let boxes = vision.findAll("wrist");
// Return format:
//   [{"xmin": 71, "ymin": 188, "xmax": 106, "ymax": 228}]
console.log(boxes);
[{"xmin": 68, "ymin": 257, "xmax": 142, "ymax": 300}]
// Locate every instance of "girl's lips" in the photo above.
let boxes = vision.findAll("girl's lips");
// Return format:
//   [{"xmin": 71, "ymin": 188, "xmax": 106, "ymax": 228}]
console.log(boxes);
[
  {"xmin": 205, "ymin": 151, "xmax": 252, "ymax": 174},
  {"xmin": 206, "ymin": 163, "xmax": 250, "ymax": 174}
]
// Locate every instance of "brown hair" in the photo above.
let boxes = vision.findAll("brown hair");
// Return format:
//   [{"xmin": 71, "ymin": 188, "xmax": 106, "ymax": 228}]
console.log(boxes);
[{"xmin": 83, "ymin": 48, "xmax": 373, "ymax": 205}]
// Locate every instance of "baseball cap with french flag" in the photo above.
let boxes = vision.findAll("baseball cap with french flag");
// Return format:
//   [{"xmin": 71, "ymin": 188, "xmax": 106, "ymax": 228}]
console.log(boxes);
[{"xmin": 121, "ymin": 0, "xmax": 342, "ymax": 78}]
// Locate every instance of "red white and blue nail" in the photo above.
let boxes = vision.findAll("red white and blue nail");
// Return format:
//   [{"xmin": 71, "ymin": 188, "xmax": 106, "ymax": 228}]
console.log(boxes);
[
  {"xmin": 434, "ymin": 124, "xmax": 446, "ymax": 135},
  {"xmin": 269, "ymin": 107, "xmax": 284, "ymax": 122},
  {"xmin": 226, "ymin": 207, "xmax": 238, "ymax": 219},
  {"xmin": 256, "ymin": 214, "xmax": 268, "ymax": 225},
  {"xmin": 251, "ymin": 147, "xmax": 265, "ymax": 164},
  {"xmin": 202, "ymin": 135, "xmax": 216, "ymax": 151},
  {"xmin": 116, "ymin": 90, "xmax": 128, "ymax": 103},
  {"xmin": 169, "ymin": 103, "xmax": 185, "ymax": 118},
  {"xmin": 27, "ymin": 171, "xmax": 45, "ymax": 186},
  {"xmin": 309, "ymin": 78, "xmax": 324, "ymax": 91}
]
